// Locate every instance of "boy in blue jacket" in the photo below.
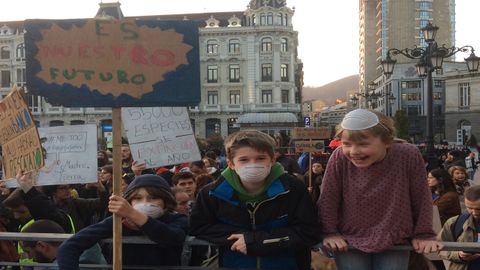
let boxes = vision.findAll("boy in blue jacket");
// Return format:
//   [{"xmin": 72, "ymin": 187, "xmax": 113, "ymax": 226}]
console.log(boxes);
[
  {"xmin": 57, "ymin": 174, "xmax": 188, "ymax": 269},
  {"xmin": 189, "ymin": 130, "xmax": 319, "ymax": 269}
]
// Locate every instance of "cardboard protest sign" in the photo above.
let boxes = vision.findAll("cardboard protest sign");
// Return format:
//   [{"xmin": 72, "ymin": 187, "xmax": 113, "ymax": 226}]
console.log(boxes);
[
  {"xmin": 122, "ymin": 107, "xmax": 201, "ymax": 168},
  {"xmin": 292, "ymin": 127, "xmax": 331, "ymax": 139},
  {"xmin": 25, "ymin": 19, "xmax": 200, "ymax": 107},
  {"xmin": 0, "ymin": 88, "xmax": 44, "ymax": 179},
  {"xmin": 294, "ymin": 140, "xmax": 325, "ymax": 153}
]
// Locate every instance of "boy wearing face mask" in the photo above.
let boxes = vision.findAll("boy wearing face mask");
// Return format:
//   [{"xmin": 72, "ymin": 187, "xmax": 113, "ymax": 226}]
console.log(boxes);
[
  {"xmin": 190, "ymin": 130, "xmax": 319, "ymax": 270},
  {"xmin": 57, "ymin": 175, "xmax": 188, "ymax": 269}
]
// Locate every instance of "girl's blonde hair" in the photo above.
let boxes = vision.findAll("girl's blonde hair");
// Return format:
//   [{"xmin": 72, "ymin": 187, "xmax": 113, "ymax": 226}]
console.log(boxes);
[
  {"xmin": 448, "ymin": 165, "xmax": 467, "ymax": 177},
  {"xmin": 335, "ymin": 110, "xmax": 396, "ymax": 144}
]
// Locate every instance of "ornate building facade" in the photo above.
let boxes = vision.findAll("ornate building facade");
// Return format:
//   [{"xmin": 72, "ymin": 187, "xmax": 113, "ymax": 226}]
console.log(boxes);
[{"xmin": 0, "ymin": 0, "xmax": 303, "ymax": 144}]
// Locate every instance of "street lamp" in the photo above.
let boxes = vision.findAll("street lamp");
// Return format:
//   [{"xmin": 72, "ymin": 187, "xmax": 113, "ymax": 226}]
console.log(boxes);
[
  {"xmin": 350, "ymin": 81, "xmax": 396, "ymax": 113},
  {"xmin": 381, "ymin": 22, "xmax": 480, "ymax": 170}
]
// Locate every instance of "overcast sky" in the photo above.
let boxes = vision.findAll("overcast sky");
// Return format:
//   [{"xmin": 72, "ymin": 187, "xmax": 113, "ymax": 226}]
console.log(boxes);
[{"xmin": 1, "ymin": 0, "xmax": 478, "ymax": 87}]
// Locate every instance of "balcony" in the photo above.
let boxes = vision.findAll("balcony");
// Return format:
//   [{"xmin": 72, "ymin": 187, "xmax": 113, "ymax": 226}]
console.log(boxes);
[
  {"xmin": 203, "ymin": 104, "xmax": 221, "ymax": 112},
  {"xmin": 223, "ymin": 104, "xmax": 243, "ymax": 112}
]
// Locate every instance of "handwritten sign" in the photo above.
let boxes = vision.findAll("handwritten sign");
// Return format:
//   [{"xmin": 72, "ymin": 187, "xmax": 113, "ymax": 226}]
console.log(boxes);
[
  {"xmin": 122, "ymin": 107, "xmax": 201, "ymax": 168},
  {"xmin": 25, "ymin": 19, "xmax": 200, "ymax": 107},
  {"xmin": 292, "ymin": 127, "xmax": 331, "ymax": 139},
  {"xmin": 0, "ymin": 88, "xmax": 44, "ymax": 179},
  {"xmin": 294, "ymin": 140, "xmax": 325, "ymax": 153},
  {"xmin": 4, "ymin": 125, "xmax": 98, "ymax": 188}
]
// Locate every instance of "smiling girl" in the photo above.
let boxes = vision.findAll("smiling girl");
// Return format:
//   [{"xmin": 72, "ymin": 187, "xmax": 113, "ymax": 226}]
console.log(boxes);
[{"xmin": 318, "ymin": 109, "xmax": 441, "ymax": 270}]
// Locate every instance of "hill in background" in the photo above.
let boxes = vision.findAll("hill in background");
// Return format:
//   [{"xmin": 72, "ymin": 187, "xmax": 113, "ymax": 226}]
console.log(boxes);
[{"xmin": 303, "ymin": 75, "xmax": 359, "ymax": 105}]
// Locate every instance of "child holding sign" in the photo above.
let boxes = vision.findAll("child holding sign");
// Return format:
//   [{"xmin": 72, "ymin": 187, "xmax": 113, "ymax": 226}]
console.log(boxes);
[{"xmin": 57, "ymin": 174, "xmax": 188, "ymax": 268}]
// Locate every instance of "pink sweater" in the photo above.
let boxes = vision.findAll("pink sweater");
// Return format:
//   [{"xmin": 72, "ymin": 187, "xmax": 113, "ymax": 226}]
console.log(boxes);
[{"xmin": 318, "ymin": 143, "xmax": 435, "ymax": 252}]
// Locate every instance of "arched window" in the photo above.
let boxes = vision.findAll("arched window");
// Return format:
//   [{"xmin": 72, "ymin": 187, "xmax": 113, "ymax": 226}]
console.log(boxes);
[
  {"xmin": 261, "ymin": 37, "xmax": 272, "ymax": 52},
  {"xmin": 206, "ymin": 118, "xmax": 221, "ymax": 137},
  {"xmin": 16, "ymin": 43, "xmax": 25, "ymax": 59},
  {"xmin": 49, "ymin": 120, "xmax": 64, "ymax": 127},
  {"xmin": 280, "ymin": 38, "xmax": 288, "ymax": 52},
  {"xmin": 206, "ymin": 39, "xmax": 219, "ymax": 54},
  {"xmin": 1, "ymin": 46, "xmax": 10, "ymax": 59},
  {"xmin": 70, "ymin": 120, "xmax": 85, "ymax": 125},
  {"xmin": 267, "ymin": 13, "xmax": 274, "ymax": 25},
  {"xmin": 260, "ymin": 13, "xmax": 266, "ymax": 25},
  {"xmin": 229, "ymin": 39, "xmax": 240, "ymax": 53}
]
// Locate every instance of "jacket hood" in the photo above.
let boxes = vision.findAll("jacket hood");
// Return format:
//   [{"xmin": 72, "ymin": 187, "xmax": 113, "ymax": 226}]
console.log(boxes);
[{"xmin": 123, "ymin": 174, "xmax": 172, "ymax": 199}]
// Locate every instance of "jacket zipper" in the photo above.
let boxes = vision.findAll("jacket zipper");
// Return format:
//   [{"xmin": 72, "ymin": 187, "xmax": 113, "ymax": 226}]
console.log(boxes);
[{"xmin": 247, "ymin": 190, "xmax": 290, "ymax": 269}]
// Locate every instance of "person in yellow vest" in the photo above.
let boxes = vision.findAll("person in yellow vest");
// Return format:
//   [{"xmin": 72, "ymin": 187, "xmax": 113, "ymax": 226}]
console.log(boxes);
[
  {"xmin": 21, "ymin": 219, "xmax": 106, "ymax": 269},
  {"xmin": 1, "ymin": 168, "xmax": 75, "ymax": 264}
]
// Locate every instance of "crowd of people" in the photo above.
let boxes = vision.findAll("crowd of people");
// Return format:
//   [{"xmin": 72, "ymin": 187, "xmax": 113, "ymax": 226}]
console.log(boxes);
[{"xmin": 0, "ymin": 108, "xmax": 479, "ymax": 270}]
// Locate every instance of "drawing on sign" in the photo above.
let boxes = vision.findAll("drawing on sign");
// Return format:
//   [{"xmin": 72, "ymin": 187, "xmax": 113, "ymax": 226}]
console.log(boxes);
[
  {"xmin": 122, "ymin": 107, "xmax": 201, "ymax": 168},
  {"xmin": 25, "ymin": 19, "xmax": 200, "ymax": 107},
  {"xmin": 0, "ymin": 88, "xmax": 44, "ymax": 179}
]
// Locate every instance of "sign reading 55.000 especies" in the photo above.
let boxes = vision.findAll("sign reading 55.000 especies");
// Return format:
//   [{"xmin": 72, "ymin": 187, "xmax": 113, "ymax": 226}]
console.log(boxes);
[{"xmin": 25, "ymin": 19, "xmax": 200, "ymax": 107}]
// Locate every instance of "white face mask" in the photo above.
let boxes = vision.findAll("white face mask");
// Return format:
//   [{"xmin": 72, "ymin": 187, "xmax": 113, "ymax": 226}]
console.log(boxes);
[
  {"xmin": 133, "ymin": 203, "xmax": 164, "ymax": 219},
  {"xmin": 236, "ymin": 164, "xmax": 271, "ymax": 184}
]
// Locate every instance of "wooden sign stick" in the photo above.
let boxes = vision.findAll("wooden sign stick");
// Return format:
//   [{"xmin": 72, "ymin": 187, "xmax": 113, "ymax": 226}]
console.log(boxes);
[
  {"xmin": 308, "ymin": 138, "xmax": 312, "ymax": 193},
  {"xmin": 112, "ymin": 108, "xmax": 123, "ymax": 270}
]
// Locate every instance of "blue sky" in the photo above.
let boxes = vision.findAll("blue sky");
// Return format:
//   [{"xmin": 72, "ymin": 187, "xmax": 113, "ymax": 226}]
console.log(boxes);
[{"xmin": 1, "ymin": 0, "xmax": 478, "ymax": 87}]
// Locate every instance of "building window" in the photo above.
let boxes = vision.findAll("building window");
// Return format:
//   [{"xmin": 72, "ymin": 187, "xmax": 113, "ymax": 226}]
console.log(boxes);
[
  {"xmin": 434, "ymin": 80, "xmax": 443, "ymax": 88},
  {"xmin": 229, "ymin": 64, "xmax": 240, "ymax": 82},
  {"xmin": 206, "ymin": 40, "xmax": 219, "ymax": 54},
  {"xmin": 49, "ymin": 120, "xmax": 64, "ymax": 127},
  {"xmin": 433, "ymin": 92, "xmax": 442, "ymax": 100},
  {"xmin": 277, "ymin": 14, "xmax": 283, "ymax": 25},
  {"xmin": 459, "ymin": 82, "xmax": 470, "ymax": 107},
  {"xmin": 16, "ymin": 68, "xmax": 26, "ymax": 84},
  {"xmin": 1, "ymin": 46, "xmax": 10, "ymax": 59},
  {"xmin": 16, "ymin": 43, "xmax": 25, "ymax": 59},
  {"xmin": 261, "ymin": 37, "xmax": 272, "ymax": 52},
  {"xmin": 260, "ymin": 13, "xmax": 266, "ymax": 25},
  {"xmin": 71, "ymin": 120, "xmax": 85, "ymax": 125},
  {"xmin": 262, "ymin": 90, "xmax": 272, "ymax": 103},
  {"xmin": 207, "ymin": 91, "xmax": 218, "ymax": 105},
  {"xmin": 267, "ymin": 13, "xmax": 273, "ymax": 25},
  {"xmin": 26, "ymin": 94, "xmax": 41, "ymax": 113},
  {"xmin": 407, "ymin": 105, "xmax": 420, "ymax": 116},
  {"xmin": 281, "ymin": 90, "xmax": 289, "ymax": 103},
  {"xmin": 280, "ymin": 38, "xmax": 288, "ymax": 52},
  {"xmin": 261, "ymin": 64, "xmax": 272, "ymax": 81},
  {"xmin": 229, "ymin": 39, "xmax": 240, "ymax": 53},
  {"xmin": 229, "ymin": 91, "xmax": 240, "ymax": 104},
  {"xmin": 401, "ymin": 80, "xmax": 421, "ymax": 89},
  {"xmin": 280, "ymin": 64, "xmax": 288, "ymax": 81},
  {"xmin": 1, "ymin": 70, "xmax": 11, "ymax": 88},
  {"xmin": 207, "ymin": 65, "xmax": 218, "ymax": 83}
]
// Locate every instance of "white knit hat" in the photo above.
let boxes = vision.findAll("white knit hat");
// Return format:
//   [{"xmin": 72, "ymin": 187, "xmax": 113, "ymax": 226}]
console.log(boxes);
[{"xmin": 340, "ymin": 109, "xmax": 379, "ymax": 130}]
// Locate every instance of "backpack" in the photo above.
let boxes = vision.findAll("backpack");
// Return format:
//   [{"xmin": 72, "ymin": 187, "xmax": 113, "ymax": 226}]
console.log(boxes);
[{"xmin": 451, "ymin": 212, "xmax": 471, "ymax": 241}]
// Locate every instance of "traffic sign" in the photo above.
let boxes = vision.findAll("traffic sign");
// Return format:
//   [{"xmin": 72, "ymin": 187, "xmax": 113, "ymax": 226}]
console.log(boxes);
[{"xmin": 304, "ymin": 116, "xmax": 311, "ymax": 127}]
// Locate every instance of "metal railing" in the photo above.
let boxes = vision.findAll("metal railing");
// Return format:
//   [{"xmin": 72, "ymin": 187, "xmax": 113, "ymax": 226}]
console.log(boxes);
[{"xmin": 1, "ymin": 232, "xmax": 480, "ymax": 269}]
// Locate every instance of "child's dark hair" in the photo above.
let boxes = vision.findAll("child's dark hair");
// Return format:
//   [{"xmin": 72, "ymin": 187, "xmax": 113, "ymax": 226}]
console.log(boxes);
[
  {"xmin": 429, "ymin": 168, "xmax": 456, "ymax": 195},
  {"xmin": 172, "ymin": 172, "xmax": 195, "ymax": 186},
  {"xmin": 224, "ymin": 130, "xmax": 276, "ymax": 161},
  {"xmin": 21, "ymin": 219, "xmax": 65, "ymax": 248}
]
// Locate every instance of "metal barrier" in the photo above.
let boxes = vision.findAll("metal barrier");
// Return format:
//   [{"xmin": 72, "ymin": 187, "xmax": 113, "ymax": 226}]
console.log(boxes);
[{"xmin": 1, "ymin": 232, "xmax": 480, "ymax": 269}]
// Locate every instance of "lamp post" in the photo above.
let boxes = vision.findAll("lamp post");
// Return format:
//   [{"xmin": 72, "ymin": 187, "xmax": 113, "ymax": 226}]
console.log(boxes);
[
  {"xmin": 350, "ymin": 81, "xmax": 396, "ymax": 114},
  {"xmin": 381, "ymin": 22, "xmax": 480, "ymax": 170}
]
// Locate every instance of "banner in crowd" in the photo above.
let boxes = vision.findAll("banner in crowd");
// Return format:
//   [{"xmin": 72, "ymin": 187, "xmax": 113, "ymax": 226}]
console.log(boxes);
[
  {"xmin": 0, "ymin": 87, "xmax": 44, "ymax": 179},
  {"xmin": 122, "ymin": 107, "xmax": 201, "ymax": 168},
  {"xmin": 4, "ymin": 124, "xmax": 98, "ymax": 188},
  {"xmin": 24, "ymin": 19, "xmax": 200, "ymax": 107}
]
